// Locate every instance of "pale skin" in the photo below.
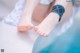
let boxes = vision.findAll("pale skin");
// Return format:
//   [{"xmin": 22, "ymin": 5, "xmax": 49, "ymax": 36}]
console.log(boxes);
[
  {"xmin": 32, "ymin": 3, "xmax": 51, "ymax": 23},
  {"xmin": 17, "ymin": 0, "xmax": 73, "ymax": 37},
  {"xmin": 17, "ymin": 0, "xmax": 40, "ymax": 32},
  {"xmin": 34, "ymin": 0, "xmax": 73, "ymax": 36},
  {"xmin": 32, "ymin": 2, "xmax": 55, "ymax": 23},
  {"xmin": 17, "ymin": 0, "xmax": 51, "ymax": 32}
]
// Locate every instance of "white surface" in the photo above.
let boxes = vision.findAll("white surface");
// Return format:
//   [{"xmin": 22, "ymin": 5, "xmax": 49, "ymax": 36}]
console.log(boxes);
[
  {"xmin": 0, "ymin": 3, "xmax": 10, "ymax": 19},
  {"xmin": 0, "ymin": 1, "xmax": 38, "ymax": 53},
  {"xmin": 0, "ymin": 21, "xmax": 38, "ymax": 53},
  {"xmin": 0, "ymin": 0, "xmax": 17, "ymax": 19},
  {"xmin": 0, "ymin": 0, "xmax": 17, "ymax": 9}
]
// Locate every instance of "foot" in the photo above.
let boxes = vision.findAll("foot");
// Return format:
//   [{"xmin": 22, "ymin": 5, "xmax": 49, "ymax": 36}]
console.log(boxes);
[
  {"xmin": 17, "ymin": 16, "xmax": 33, "ymax": 32},
  {"xmin": 18, "ymin": 24, "xmax": 33, "ymax": 32},
  {"xmin": 17, "ymin": 0, "xmax": 40, "ymax": 32},
  {"xmin": 34, "ymin": 13, "xmax": 59, "ymax": 36}
]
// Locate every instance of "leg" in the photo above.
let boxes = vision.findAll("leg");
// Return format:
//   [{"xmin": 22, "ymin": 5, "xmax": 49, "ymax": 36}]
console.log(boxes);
[
  {"xmin": 18, "ymin": 0, "xmax": 40, "ymax": 32},
  {"xmin": 32, "ymin": 0, "xmax": 55, "ymax": 23},
  {"xmin": 32, "ymin": 3, "xmax": 50, "ymax": 23},
  {"xmin": 34, "ymin": 0, "xmax": 73, "ymax": 36}
]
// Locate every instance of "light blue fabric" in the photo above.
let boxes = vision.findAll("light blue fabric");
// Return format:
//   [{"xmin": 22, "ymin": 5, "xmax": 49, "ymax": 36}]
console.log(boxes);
[
  {"xmin": 40, "ymin": 18, "xmax": 80, "ymax": 53},
  {"xmin": 33, "ymin": 17, "xmax": 80, "ymax": 53},
  {"xmin": 32, "ymin": 7, "xmax": 80, "ymax": 53}
]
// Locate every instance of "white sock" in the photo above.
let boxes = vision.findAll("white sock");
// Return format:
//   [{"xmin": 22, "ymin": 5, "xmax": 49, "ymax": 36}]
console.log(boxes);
[{"xmin": 3, "ymin": 0, "xmax": 25, "ymax": 26}]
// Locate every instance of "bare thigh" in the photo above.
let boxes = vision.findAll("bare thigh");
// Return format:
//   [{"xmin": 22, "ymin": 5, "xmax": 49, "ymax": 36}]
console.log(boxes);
[{"xmin": 32, "ymin": 3, "xmax": 51, "ymax": 23}]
